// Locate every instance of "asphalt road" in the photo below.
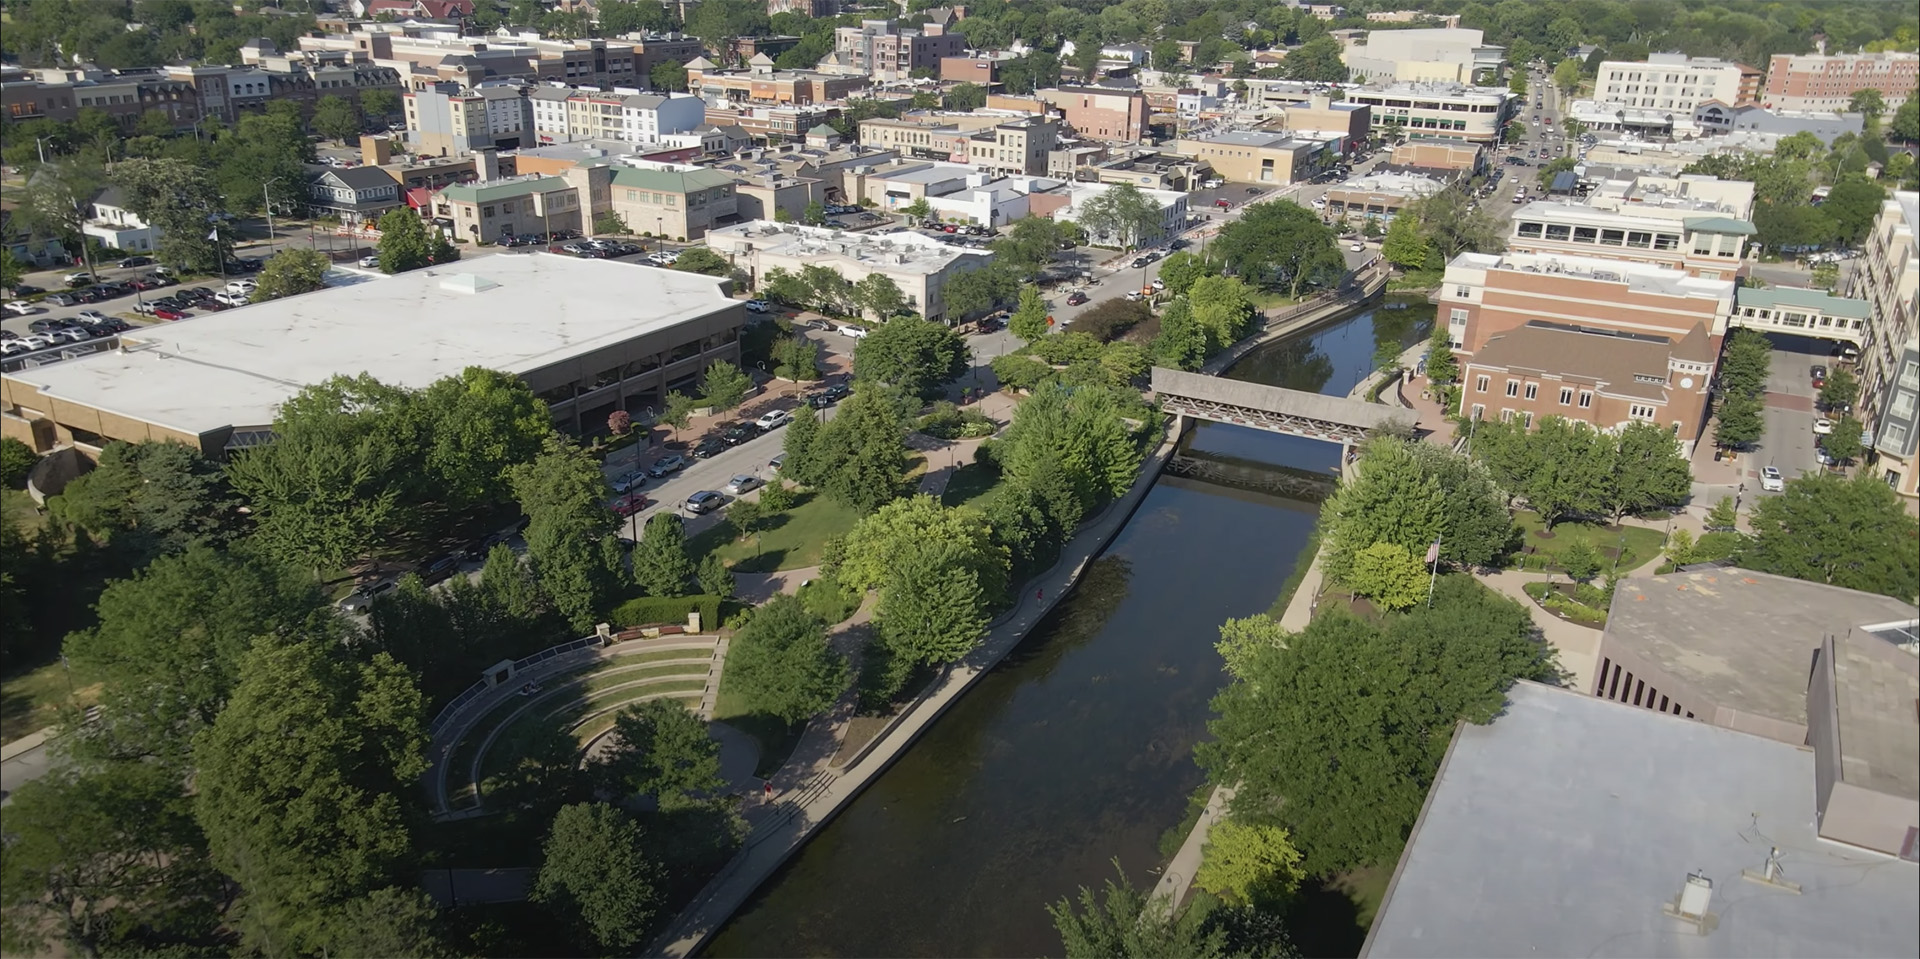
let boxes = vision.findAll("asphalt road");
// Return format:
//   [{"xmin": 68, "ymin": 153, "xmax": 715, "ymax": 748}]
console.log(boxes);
[{"xmin": 1750, "ymin": 332, "xmax": 1844, "ymax": 491}]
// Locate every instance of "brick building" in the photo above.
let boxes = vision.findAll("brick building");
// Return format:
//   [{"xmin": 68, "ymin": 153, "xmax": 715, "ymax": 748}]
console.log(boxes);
[
  {"xmin": 1764, "ymin": 49, "xmax": 1919, "ymax": 112},
  {"xmin": 832, "ymin": 20, "xmax": 965, "ymax": 82},
  {"xmin": 1846, "ymin": 192, "xmax": 1920, "ymax": 502},
  {"xmin": 1031, "ymin": 86, "xmax": 1150, "ymax": 142}
]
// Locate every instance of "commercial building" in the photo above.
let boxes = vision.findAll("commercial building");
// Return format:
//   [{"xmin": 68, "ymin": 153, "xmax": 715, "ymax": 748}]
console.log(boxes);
[
  {"xmin": 1386, "ymin": 139, "xmax": 1482, "ymax": 174},
  {"xmin": 1764, "ymin": 48, "xmax": 1919, "ymax": 113},
  {"xmin": 1281, "ymin": 94, "xmax": 1372, "ymax": 150},
  {"xmin": 685, "ymin": 56, "xmax": 867, "ymax": 106},
  {"xmin": 1692, "ymin": 103, "xmax": 1864, "ymax": 143},
  {"xmin": 859, "ymin": 113, "xmax": 1001, "ymax": 162},
  {"xmin": 1048, "ymin": 182, "xmax": 1188, "ymax": 247},
  {"xmin": 706, "ymin": 221, "xmax": 994, "ymax": 321},
  {"xmin": 405, "ymin": 83, "xmax": 534, "ymax": 156},
  {"xmin": 1345, "ymin": 82, "xmax": 1515, "ymax": 144},
  {"xmin": 702, "ymin": 142, "xmax": 900, "ymax": 220},
  {"xmin": 0, "ymin": 254, "xmax": 746, "ymax": 451},
  {"xmin": 1847, "ymin": 192, "xmax": 1920, "ymax": 501},
  {"xmin": 1506, "ymin": 174, "xmax": 1756, "ymax": 280},
  {"xmin": 605, "ymin": 164, "xmax": 741, "ymax": 240},
  {"xmin": 305, "ymin": 166, "xmax": 406, "ymax": 229},
  {"xmin": 1361, "ymin": 680, "xmax": 1919, "ymax": 959},
  {"xmin": 1594, "ymin": 566, "xmax": 1917, "ymax": 743},
  {"xmin": 1461, "ymin": 319, "xmax": 1716, "ymax": 445},
  {"xmin": 1031, "ymin": 86, "xmax": 1151, "ymax": 143},
  {"xmin": 1171, "ymin": 131, "xmax": 1334, "ymax": 186},
  {"xmin": 1442, "ymin": 249, "xmax": 1736, "ymax": 355},
  {"xmin": 430, "ymin": 175, "xmax": 582, "ymax": 244},
  {"xmin": 831, "ymin": 20, "xmax": 965, "ymax": 83},
  {"xmin": 965, "ymin": 115, "xmax": 1059, "ymax": 178},
  {"xmin": 1341, "ymin": 27, "xmax": 1505, "ymax": 85},
  {"xmin": 1320, "ymin": 171, "xmax": 1448, "ymax": 223},
  {"xmin": 941, "ymin": 54, "xmax": 1012, "ymax": 85},
  {"xmin": 1595, "ymin": 52, "xmax": 1763, "ymax": 114}
]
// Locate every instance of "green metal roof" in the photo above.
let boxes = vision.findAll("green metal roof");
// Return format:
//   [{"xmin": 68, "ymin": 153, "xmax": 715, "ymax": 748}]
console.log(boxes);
[
  {"xmin": 1735, "ymin": 285, "xmax": 1871, "ymax": 319},
  {"xmin": 437, "ymin": 176, "xmax": 571, "ymax": 205},
  {"xmin": 1683, "ymin": 215, "xmax": 1757, "ymax": 236},
  {"xmin": 608, "ymin": 166, "xmax": 737, "ymax": 194}
]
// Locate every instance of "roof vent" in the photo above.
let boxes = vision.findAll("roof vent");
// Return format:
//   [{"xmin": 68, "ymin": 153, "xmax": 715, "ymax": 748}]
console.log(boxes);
[{"xmin": 440, "ymin": 274, "xmax": 500, "ymax": 295}]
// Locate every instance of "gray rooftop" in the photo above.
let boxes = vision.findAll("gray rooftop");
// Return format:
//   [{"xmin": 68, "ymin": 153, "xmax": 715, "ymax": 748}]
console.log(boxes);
[
  {"xmin": 1603, "ymin": 568, "xmax": 1918, "ymax": 728},
  {"xmin": 1151, "ymin": 366, "xmax": 1409, "ymax": 432},
  {"xmin": 1829, "ymin": 633, "xmax": 1920, "ymax": 800},
  {"xmin": 1363, "ymin": 681, "xmax": 1920, "ymax": 959},
  {"xmin": 1735, "ymin": 284, "xmax": 1872, "ymax": 320}
]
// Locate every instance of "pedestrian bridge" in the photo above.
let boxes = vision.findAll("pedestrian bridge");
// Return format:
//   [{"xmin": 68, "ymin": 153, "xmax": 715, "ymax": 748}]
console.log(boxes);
[{"xmin": 1152, "ymin": 366, "xmax": 1413, "ymax": 446}]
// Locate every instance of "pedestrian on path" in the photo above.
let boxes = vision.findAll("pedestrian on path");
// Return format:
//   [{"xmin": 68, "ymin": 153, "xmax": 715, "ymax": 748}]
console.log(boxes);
[
  {"xmin": 763, "ymin": 780, "xmax": 773, "ymax": 800},
  {"xmin": 1036, "ymin": 588, "xmax": 1043, "ymax": 602}
]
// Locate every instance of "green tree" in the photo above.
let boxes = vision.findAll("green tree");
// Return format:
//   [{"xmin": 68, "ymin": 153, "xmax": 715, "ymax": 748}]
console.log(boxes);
[
  {"xmin": 701, "ymin": 360, "xmax": 752, "ymax": 413},
  {"xmin": 724, "ymin": 593, "xmax": 847, "ymax": 724},
  {"xmin": 992, "ymin": 353, "xmax": 1056, "ymax": 392},
  {"xmin": 1278, "ymin": 35, "xmax": 1348, "ymax": 82},
  {"xmin": 632, "ymin": 511, "xmax": 695, "ymax": 597},
  {"xmin": 1747, "ymin": 473, "xmax": 1920, "ymax": 602},
  {"xmin": 1423, "ymin": 322, "xmax": 1458, "ymax": 385},
  {"xmin": 1891, "ymin": 97, "xmax": 1920, "ymax": 143},
  {"xmin": 49, "ymin": 439, "xmax": 235, "ymax": 560},
  {"xmin": 998, "ymin": 382, "xmax": 1143, "ymax": 519},
  {"xmin": 1707, "ymin": 495, "xmax": 1739, "ymax": 530},
  {"xmin": 507, "ymin": 435, "xmax": 625, "ymax": 630},
  {"xmin": 0, "ymin": 436, "xmax": 33, "ymax": 488},
  {"xmin": 839, "ymin": 494, "xmax": 1008, "ymax": 600},
  {"xmin": 945, "ymin": 81, "xmax": 988, "ymax": 111},
  {"xmin": 1664, "ymin": 528, "xmax": 1698, "ymax": 567},
  {"xmin": 1213, "ymin": 200, "xmax": 1346, "ymax": 297},
  {"xmin": 376, "ymin": 207, "xmax": 435, "ymax": 273},
  {"xmin": 990, "ymin": 216, "xmax": 1067, "ymax": 278},
  {"xmin": 360, "ymin": 88, "xmax": 400, "ymax": 119},
  {"xmin": 593, "ymin": 699, "xmax": 723, "ymax": 806},
  {"xmin": 1512, "ymin": 417, "xmax": 1614, "ymax": 527},
  {"xmin": 1508, "ymin": 71, "xmax": 1528, "ymax": 95},
  {"xmin": 1559, "ymin": 539, "xmax": 1601, "ymax": 581},
  {"xmin": 697, "ymin": 551, "xmax": 733, "ymax": 599},
  {"xmin": 1074, "ymin": 182, "xmax": 1165, "ymax": 247},
  {"xmin": 112, "ymin": 158, "xmax": 231, "ymax": 273},
  {"xmin": 0, "ymin": 248, "xmax": 25, "ymax": 293},
  {"xmin": 1152, "ymin": 299, "xmax": 1210, "ymax": 370},
  {"xmin": 531, "ymin": 803, "xmax": 662, "ymax": 955},
  {"xmin": 1824, "ymin": 415, "xmax": 1865, "ymax": 463},
  {"xmin": 318, "ymin": 887, "xmax": 450, "ymax": 959},
  {"xmin": 941, "ymin": 263, "xmax": 1018, "ymax": 321},
  {"xmin": 415, "ymin": 367, "xmax": 551, "ymax": 509},
  {"xmin": 1156, "ymin": 250, "xmax": 1217, "ymax": 297},
  {"xmin": 1188, "ymin": 275, "xmax": 1259, "ymax": 353},
  {"xmin": 252, "ymin": 247, "xmax": 331, "ymax": 301},
  {"xmin": 1323, "ymin": 437, "xmax": 1513, "ymax": 582},
  {"xmin": 1101, "ymin": 341, "xmax": 1150, "ymax": 386},
  {"xmin": 851, "ymin": 316, "xmax": 970, "ymax": 400},
  {"xmin": 780, "ymin": 403, "xmax": 825, "ymax": 487},
  {"xmin": 901, "ymin": 196, "xmax": 934, "ymax": 223},
  {"xmin": 1049, "ymin": 863, "xmax": 1230, "ymax": 959},
  {"xmin": 761, "ymin": 266, "xmax": 811, "ymax": 306},
  {"xmin": 803, "ymin": 200, "xmax": 828, "ymax": 225},
  {"xmin": 1380, "ymin": 213, "xmax": 1429, "ymax": 271},
  {"xmin": 1347, "ymin": 541, "xmax": 1428, "ymax": 611},
  {"xmin": 650, "ymin": 60, "xmax": 688, "ymax": 92},
  {"xmin": 1713, "ymin": 391, "xmax": 1765, "ymax": 450},
  {"xmin": 800, "ymin": 262, "xmax": 852, "ymax": 314},
  {"xmin": 1552, "ymin": 57, "xmax": 1581, "ymax": 94},
  {"xmin": 1503, "ymin": 120, "xmax": 1527, "ymax": 145},
  {"xmin": 0, "ymin": 761, "xmax": 222, "ymax": 958},
  {"xmin": 1194, "ymin": 818, "xmax": 1306, "ymax": 906},
  {"xmin": 1824, "ymin": 177, "xmax": 1888, "ymax": 245},
  {"xmin": 661, "ymin": 390, "xmax": 698, "ymax": 442},
  {"xmin": 1849, "ymin": 88, "xmax": 1887, "ymax": 125},
  {"xmin": 1602, "ymin": 422, "xmax": 1692, "ymax": 520},
  {"xmin": 192, "ymin": 639, "xmax": 426, "ymax": 954},
  {"xmin": 672, "ymin": 246, "xmax": 731, "ymax": 275},
  {"xmin": 771, "ymin": 335, "xmax": 822, "ymax": 380},
  {"xmin": 875, "ymin": 538, "xmax": 988, "ymax": 673},
  {"xmin": 1820, "ymin": 366, "xmax": 1860, "ymax": 411},
  {"xmin": 1403, "ymin": 189, "xmax": 1504, "ymax": 260},
  {"xmin": 15, "ymin": 160, "xmax": 104, "ymax": 281},
  {"xmin": 1198, "ymin": 578, "xmax": 1551, "ymax": 875},
  {"xmin": 1010, "ymin": 284, "xmax": 1051, "ymax": 342},
  {"xmin": 310, "ymin": 94, "xmax": 362, "ymax": 143},
  {"xmin": 851, "ymin": 272, "xmax": 909, "ymax": 319},
  {"xmin": 726, "ymin": 497, "xmax": 765, "ymax": 543}
]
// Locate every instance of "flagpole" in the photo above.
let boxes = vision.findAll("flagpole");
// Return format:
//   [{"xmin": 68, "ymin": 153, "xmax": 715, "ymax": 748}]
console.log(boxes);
[{"xmin": 1426, "ymin": 535, "xmax": 1442, "ymax": 608}]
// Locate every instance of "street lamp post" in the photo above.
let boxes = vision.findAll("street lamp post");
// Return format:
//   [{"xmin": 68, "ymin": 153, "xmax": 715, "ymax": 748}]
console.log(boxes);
[{"xmin": 262, "ymin": 176, "xmax": 285, "ymax": 250}]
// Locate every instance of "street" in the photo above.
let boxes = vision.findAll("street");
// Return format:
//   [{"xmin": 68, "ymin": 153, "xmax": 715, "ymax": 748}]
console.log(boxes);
[{"xmin": 1751, "ymin": 331, "xmax": 1841, "ymax": 491}]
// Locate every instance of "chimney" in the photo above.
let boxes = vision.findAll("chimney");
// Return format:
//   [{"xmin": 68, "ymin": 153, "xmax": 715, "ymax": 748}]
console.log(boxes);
[{"xmin": 476, "ymin": 146, "xmax": 501, "ymax": 181}]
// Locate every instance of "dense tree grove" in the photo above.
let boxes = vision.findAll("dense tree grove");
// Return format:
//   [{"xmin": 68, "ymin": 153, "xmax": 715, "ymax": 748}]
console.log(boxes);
[{"xmin": 1470, "ymin": 417, "xmax": 1692, "ymax": 526}]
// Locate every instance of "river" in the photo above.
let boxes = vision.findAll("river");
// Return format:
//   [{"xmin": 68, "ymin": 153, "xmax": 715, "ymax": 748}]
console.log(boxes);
[{"xmin": 703, "ymin": 298, "xmax": 1434, "ymax": 958}]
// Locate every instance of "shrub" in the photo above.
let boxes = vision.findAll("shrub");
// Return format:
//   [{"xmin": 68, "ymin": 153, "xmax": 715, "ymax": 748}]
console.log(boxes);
[
  {"xmin": 0, "ymin": 436, "xmax": 34, "ymax": 488},
  {"xmin": 1070, "ymin": 298, "xmax": 1152, "ymax": 342},
  {"xmin": 991, "ymin": 353, "xmax": 1054, "ymax": 393},
  {"xmin": 610, "ymin": 594, "xmax": 723, "ymax": 631},
  {"xmin": 918, "ymin": 401, "xmax": 997, "ymax": 440},
  {"xmin": 758, "ymin": 480, "xmax": 796, "ymax": 512},
  {"xmin": 798, "ymin": 574, "xmax": 863, "ymax": 624}
]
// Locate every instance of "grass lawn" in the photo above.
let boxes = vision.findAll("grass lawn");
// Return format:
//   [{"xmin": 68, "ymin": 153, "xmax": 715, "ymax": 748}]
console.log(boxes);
[
  {"xmin": 940, "ymin": 461, "xmax": 1003, "ymax": 509},
  {"xmin": 711, "ymin": 681, "xmax": 805, "ymax": 780},
  {"xmin": 477, "ymin": 676, "xmax": 706, "ymax": 784},
  {"xmin": 688, "ymin": 490, "xmax": 861, "ymax": 574},
  {"xmin": 1510, "ymin": 511, "xmax": 1666, "ymax": 575},
  {"xmin": 1249, "ymin": 290, "xmax": 1305, "ymax": 311},
  {"xmin": 1, "ymin": 659, "xmax": 101, "ymax": 745}
]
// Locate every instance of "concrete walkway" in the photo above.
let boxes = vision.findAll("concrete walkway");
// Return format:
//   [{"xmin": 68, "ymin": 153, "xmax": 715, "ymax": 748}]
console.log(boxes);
[
  {"xmin": 1478, "ymin": 568, "xmax": 1603, "ymax": 693},
  {"xmin": 731, "ymin": 566, "xmax": 818, "ymax": 605},
  {"xmin": 1151, "ymin": 785, "xmax": 1235, "ymax": 909},
  {"xmin": 646, "ymin": 425, "xmax": 1180, "ymax": 958}
]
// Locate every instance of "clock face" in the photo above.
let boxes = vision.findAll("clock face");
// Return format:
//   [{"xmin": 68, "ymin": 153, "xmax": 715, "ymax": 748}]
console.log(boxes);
[{"xmin": 1679, "ymin": 376, "xmax": 1695, "ymax": 389}]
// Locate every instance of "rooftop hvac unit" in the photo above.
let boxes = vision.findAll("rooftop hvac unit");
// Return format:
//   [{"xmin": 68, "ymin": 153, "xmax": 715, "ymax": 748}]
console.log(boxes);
[{"xmin": 1661, "ymin": 873, "xmax": 1718, "ymax": 935}]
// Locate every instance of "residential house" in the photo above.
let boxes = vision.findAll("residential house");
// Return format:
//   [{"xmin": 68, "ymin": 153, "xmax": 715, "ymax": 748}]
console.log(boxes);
[{"xmin": 307, "ymin": 166, "xmax": 405, "ymax": 228}]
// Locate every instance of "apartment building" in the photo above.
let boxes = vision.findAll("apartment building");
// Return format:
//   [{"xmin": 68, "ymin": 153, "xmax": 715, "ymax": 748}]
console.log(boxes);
[
  {"xmin": 1764, "ymin": 49, "xmax": 1918, "ymax": 112},
  {"xmin": 686, "ymin": 57, "xmax": 867, "ymax": 106},
  {"xmin": 1031, "ymin": 87, "xmax": 1150, "ymax": 142},
  {"xmin": 707, "ymin": 221, "xmax": 994, "ymax": 321},
  {"xmin": 1595, "ymin": 53, "xmax": 1763, "ymax": 114},
  {"xmin": 406, "ymin": 83, "xmax": 534, "ymax": 156},
  {"xmin": 626, "ymin": 35, "xmax": 707, "ymax": 88},
  {"xmin": 529, "ymin": 86, "xmax": 575, "ymax": 143},
  {"xmin": 1506, "ymin": 174, "xmax": 1757, "ymax": 280},
  {"xmin": 431, "ymin": 175, "xmax": 582, "ymax": 243},
  {"xmin": 1, "ymin": 60, "xmax": 402, "ymax": 129},
  {"xmin": 1345, "ymin": 82, "xmax": 1514, "ymax": 144},
  {"xmin": 966, "ymin": 116, "xmax": 1059, "ymax": 177},
  {"xmin": 832, "ymin": 20, "xmax": 966, "ymax": 82},
  {"xmin": 606, "ymin": 165, "xmax": 740, "ymax": 240},
  {"xmin": 1171, "ymin": 131, "xmax": 1334, "ymax": 185},
  {"xmin": 767, "ymin": 0, "xmax": 839, "ymax": 16},
  {"xmin": 1845, "ymin": 192, "xmax": 1920, "ymax": 501}
]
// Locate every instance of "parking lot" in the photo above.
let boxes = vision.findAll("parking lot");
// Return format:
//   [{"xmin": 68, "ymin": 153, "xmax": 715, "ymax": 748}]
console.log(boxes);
[{"xmin": 1748, "ymin": 331, "xmax": 1858, "ymax": 494}]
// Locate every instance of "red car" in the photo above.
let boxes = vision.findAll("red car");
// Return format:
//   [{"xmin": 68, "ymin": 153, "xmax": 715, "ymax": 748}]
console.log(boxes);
[
  {"xmin": 153, "ymin": 307, "xmax": 191, "ymax": 320},
  {"xmin": 611, "ymin": 492, "xmax": 648, "ymax": 517},
  {"xmin": 1215, "ymin": 199, "xmax": 1232, "ymax": 209}
]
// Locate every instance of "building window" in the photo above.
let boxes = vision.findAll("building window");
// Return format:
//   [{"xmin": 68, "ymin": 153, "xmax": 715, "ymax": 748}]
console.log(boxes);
[
  {"xmin": 1476, "ymin": 375, "xmax": 1490, "ymax": 393},
  {"xmin": 1449, "ymin": 308, "xmax": 1468, "ymax": 324},
  {"xmin": 1470, "ymin": 403, "xmax": 1485, "ymax": 420},
  {"xmin": 1505, "ymin": 380, "xmax": 1520, "ymax": 397},
  {"xmin": 1629, "ymin": 404, "xmax": 1656, "ymax": 420},
  {"xmin": 1544, "ymin": 224, "xmax": 1571, "ymax": 241},
  {"xmin": 1524, "ymin": 383, "xmax": 1538, "ymax": 400},
  {"xmin": 1559, "ymin": 387, "xmax": 1573, "ymax": 405},
  {"xmin": 1500, "ymin": 408, "xmax": 1515, "ymax": 423},
  {"xmin": 1455, "ymin": 285, "xmax": 1470, "ymax": 298},
  {"xmin": 1579, "ymin": 391, "xmax": 1592, "ymax": 408}
]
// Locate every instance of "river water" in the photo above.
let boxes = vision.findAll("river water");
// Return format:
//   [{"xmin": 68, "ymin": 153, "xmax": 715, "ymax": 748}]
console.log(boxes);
[{"xmin": 703, "ymin": 299, "xmax": 1433, "ymax": 958}]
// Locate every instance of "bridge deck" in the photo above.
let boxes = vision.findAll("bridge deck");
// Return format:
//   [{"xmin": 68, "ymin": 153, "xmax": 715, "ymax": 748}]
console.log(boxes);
[{"xmin": 1151, "ymin": 366, "xmax": 1407, "ymax": 433}]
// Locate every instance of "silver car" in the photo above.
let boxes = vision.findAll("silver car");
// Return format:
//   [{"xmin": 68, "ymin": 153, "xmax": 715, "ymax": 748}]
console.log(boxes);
[{"xmin": 723, "ymin": 474, "xmax": 762, "ymax": 495}]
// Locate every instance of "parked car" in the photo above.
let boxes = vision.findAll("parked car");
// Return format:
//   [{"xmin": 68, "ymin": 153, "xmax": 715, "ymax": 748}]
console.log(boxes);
[
  {"xmin": 3, "ymin": 301, "xmax": 37, "ymax": 316},
  {"xmin": 1066, "ymin": 291, "xmax": 1088, "ymax": 306},
  {"xmin": 358, "ymin": 255, "xmax": 381, "ymax": 268},
  {"xmin": 684, "ymin": 490, "xmax": 724, "ymax": 514},
  {"xmin": 213, "ymin": 292, "xmax": 249, "ymax": 307},
  {"xmin": 769, "ymin": 453, "xmax": 787, "ymax": 473},
  {"xmin": 692, "ymin": 436, "xmax": 728, "ymax": 459},
  {"xmin": 1350, "ymin": 242, "xmax": 1367, "ymax": 252},
  {"xmin": 119, "ymin": 255, "xmax": 153, "ymax": 268},
  {"xmin": 648, "ymin": 454, "xmax": 687, "ymax": 477},
  {"xmin": 225, "ymin": 280, "xmax": 256, "ymax": 296},
  {"xmin": 420, "ymin": 552, "xmax": 464, "ymax": 585},
  {"xmin": 338, "ymin": 579, "xmax": 398, "ymax": 613},
  {"xmin": 74, "ymin": 310, "xmax": 111, "ymax": 324},
  {"xmin": 28, "ymin": 318, "xmax": 74, "ymax": 334},
  {"xmin": 8, "ymin": 284, "xmax": 44, "ymax": 297},
  {"xmin": 610, "ymin": 470, "xmax": 647, "ymax": 494},
  {"xmin": 720, "ymin": 423, "xmax": 756, "ymax": 446},
  {"xmin": 1759, "ymin": 465, "xmax": 1785, "ymax": 492},
  {"xmin": 1150, "ymin": 277, "xmax": 1166, "ymax": 292},
  {"xmin": 612, "ymin": 491, "xmax": 648, "ymax": 517},
  {"xmin": 755, "ymin": 409, "xmax": 793, "ymax": 431},
  {"xmin": 1812, "ymin": 418, "xmax": 1834, "ymax": 435},
  {"xmin": 745, "ymin": 299, "xmax": 771, "ymax": 312},
  {"xmin": 723, "ymin": 474, "xmax": 762, "ymax": 495},
  {"xmin": 838, "ymin": 324, "xmax": 871, "ymax": 339},
  {"xmin": 153, "ymin": 307, "xmax": 192, "ymax": 320},
  {"xmin": 1124, "ymin": 290, "xmax": 1145, "ymax": 302},
  {"xmin": 64, "ymin": 271, "xmax": 95, "ymax": 286}
]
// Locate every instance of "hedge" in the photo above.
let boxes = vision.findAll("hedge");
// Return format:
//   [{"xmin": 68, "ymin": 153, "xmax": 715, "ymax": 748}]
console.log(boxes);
[{"xmin": 611, "ymin": 594, "xmax": 724, "ymax": 630}]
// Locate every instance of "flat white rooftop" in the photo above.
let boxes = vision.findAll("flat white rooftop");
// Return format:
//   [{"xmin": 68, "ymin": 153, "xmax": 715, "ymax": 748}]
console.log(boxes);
[
  {"xmin": 1450, "ymin": 249, "xmax": 1734, "ymax": 300},
  {"xmin": 7, "ymin": 253, "xmax": 731, "ymax": 437},
  {"xmin": 1363, "ymin": 682, "xmax": 1920, "ymax": 959}
]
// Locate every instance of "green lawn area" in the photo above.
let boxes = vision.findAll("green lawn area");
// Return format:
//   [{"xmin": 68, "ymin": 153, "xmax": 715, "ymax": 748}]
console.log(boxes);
[
  {"xmin": 688, "ymin": 490, "xmax": 861, "ymax": 573},
  {"xmin": 1249, "ymin": 290, "xmax": 1305, "ymax": 311},
  {"xmin": 1, "ymin": 659, "xmax": 100, "ymax": 745},
  {"xmin": 940, "ymin": 461, "xmax": 1003, "ymax": 509},
  {"xmin": 477, "ymin": 674, "xmax": 706, "ymax": 784},
  {"xmin": 1510, "ymin": 511, "xmax": 1666, "ymax": 575}
]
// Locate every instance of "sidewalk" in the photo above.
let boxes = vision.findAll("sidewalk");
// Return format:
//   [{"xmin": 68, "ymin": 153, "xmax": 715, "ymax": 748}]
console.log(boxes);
[
  {"xmin": 1478, "ymin": 568, "xmax": 1602, "ymax": 693},
  {"xmin": 648, "ymin": 424, "xmax": 1180, "ymax": 958}
]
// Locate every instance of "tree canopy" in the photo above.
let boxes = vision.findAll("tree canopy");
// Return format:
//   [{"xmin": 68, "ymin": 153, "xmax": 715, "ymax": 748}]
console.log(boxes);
[
  {"xmin": 852, "ymin": 316, "xmax": 971, "ymax": 399},
  {"xmin": 723, "ymin": 594, "xmax": 847, "ymax": 724},
  {"xmin": 531, "ymin": 803, "xmax": 663, "ymax": 954},
  {"xmin": 1213, "ymin": 201, "xmax": 1346, "ymax": 298},
  {"xmin": 1745, "ymin": 473, "xmax": 1920, "ymax": 603}
]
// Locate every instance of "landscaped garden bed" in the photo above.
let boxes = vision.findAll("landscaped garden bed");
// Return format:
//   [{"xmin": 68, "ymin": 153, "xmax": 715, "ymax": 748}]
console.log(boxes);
[{"xmin": 1522, "ymin": 580, "xmax": 1610, "ymax": 626}]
